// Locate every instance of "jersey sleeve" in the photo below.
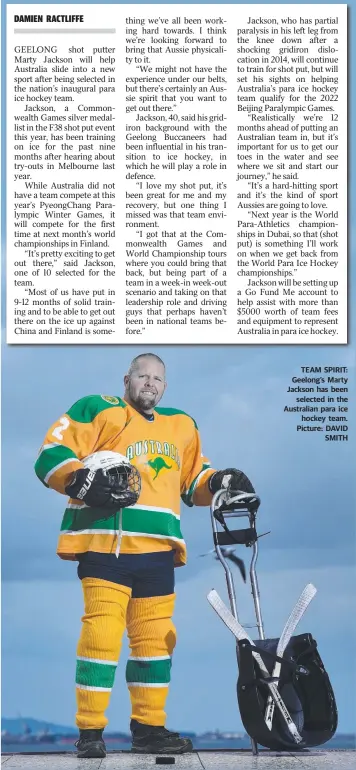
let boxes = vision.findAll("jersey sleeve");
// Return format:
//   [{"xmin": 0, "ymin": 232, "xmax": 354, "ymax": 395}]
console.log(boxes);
[
  {"xmin": 34, "ymin": 395, "xmax": 125, "ymax": 494},
  {"xmin": 180, "ymin": 418, "xmax": 215, "ymax": 507}
]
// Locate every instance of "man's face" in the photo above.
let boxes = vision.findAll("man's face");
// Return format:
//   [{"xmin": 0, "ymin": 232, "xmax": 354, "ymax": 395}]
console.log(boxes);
[{"xmin": 124, "ymin": 358, "xmax": 166, "ymax": 413}]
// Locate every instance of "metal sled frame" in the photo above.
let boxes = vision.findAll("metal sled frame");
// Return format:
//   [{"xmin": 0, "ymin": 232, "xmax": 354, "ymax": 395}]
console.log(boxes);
[{"xmin": 210, "ymin": 488, "xmax": 264, "ymax": 756}]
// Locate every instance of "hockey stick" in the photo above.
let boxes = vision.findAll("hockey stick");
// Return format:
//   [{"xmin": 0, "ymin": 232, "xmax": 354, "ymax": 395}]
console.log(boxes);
[
  {"xmin": 264, "ymin": 583, "xmax": 317, "ymax": 730},
  {"xmin": 207, "ymin": 589, "xmax": 304, "ymax": 744}
]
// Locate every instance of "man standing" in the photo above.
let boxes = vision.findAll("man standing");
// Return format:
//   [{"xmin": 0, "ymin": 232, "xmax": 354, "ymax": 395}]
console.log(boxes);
[{"xmin": 35, "ymin": 353, "xmax": 255, "ymax": 757}]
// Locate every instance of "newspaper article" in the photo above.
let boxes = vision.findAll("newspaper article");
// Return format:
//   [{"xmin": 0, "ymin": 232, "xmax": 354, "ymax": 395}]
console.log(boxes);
[
  {"xmin": 2, "ymin": 0, "xmax": 355, "ymax": 760},
  {"xmin": 6, "ymin": 4, "xmax": 347, "ymax": 343}
]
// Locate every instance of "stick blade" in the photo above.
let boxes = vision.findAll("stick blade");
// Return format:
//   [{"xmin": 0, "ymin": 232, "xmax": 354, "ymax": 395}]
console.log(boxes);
[
  {"xmin": 264, "ymin": 582, "xmax": 317, "ymax": 731},
  {"xmin": 277, "ymin": 582, "xmax": 317, "ymax": 654},
  {"xmin": 207, "ymin": 589, "xmax": 249, "ymax": 642}
]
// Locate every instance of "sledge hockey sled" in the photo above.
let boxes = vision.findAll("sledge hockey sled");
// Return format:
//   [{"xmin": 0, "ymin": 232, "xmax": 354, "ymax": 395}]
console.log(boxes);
[{"xmin": 209, "ymin": 488, "xmax": 338, "ymax": 755}]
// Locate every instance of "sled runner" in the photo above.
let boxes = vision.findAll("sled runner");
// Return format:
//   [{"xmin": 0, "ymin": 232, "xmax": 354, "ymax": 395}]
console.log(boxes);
[{"xmin": 208, "ymin": 488, "xmax": 338, "ymax": 755}]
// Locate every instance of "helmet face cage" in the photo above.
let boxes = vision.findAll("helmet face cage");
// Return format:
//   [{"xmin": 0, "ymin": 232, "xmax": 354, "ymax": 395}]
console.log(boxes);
[{"xmin": 105, "ymin": 463, "xmax": 141, "ymax": 497}]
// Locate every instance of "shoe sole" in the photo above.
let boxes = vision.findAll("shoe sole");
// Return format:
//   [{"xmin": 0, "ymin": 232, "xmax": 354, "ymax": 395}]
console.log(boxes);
[{"xmin": 77, "ymin": 746, "xmax": 106, "ymax": 758}]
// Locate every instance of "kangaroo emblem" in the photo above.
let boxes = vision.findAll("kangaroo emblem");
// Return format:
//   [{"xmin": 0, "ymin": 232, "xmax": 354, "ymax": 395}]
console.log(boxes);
[{"xmin": 147, "ymin": 457, "xmax": 172, "ymax": 480}]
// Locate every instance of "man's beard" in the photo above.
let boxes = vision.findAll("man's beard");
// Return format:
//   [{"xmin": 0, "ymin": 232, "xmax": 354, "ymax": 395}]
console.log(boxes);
[{"xmin": 128, "ymin": 385, "xmax": 158, "ymax": 412}]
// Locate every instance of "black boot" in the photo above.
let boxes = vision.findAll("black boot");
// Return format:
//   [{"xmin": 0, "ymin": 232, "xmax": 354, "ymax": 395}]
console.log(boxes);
[
  {"xmin": 75, "ymin": 728, "xmax": 106, "ymax": 758},
  {"xmin": 130, "ymin": 720, "xmax": 193, "ymax": 754}
]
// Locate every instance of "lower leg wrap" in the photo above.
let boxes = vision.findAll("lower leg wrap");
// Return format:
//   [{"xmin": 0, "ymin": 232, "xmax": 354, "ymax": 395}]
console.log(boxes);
[
  {"xmin": 76, "ymin": 577, "xmax": 131, "ymax": 730},
  {"xmin": 126, "ymin": 593, "xmax": 176, "ymax": 726}
]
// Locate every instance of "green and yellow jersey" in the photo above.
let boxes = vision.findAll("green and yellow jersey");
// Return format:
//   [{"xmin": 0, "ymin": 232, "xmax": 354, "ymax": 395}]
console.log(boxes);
[{"xmin": 35, "ymin": 395, "xmax": 215, "ymax": 566}]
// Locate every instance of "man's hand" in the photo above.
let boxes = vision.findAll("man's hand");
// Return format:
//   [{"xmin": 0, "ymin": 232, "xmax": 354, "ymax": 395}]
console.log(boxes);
[
  {"xmin": 209, "ymin": 468, "xmax": 255, "ymax": 495},
  {"xmin": 65, "ymin": 468, "xmax": 139, "ymax": 510}
]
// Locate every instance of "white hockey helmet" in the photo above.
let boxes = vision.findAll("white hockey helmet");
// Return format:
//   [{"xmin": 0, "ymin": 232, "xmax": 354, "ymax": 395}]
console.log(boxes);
[{"xmin": 82, "ymin": 451, "xmax": 141, "ymax": 497}]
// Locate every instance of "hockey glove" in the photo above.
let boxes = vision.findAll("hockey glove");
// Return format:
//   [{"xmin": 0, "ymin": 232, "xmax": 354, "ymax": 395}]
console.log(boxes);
[
  {"xmin": 209, "ymin": 468, "xmax": 255, "ymax": 495},
  {"xmin": 65, "ymin": 468, "xmax": 139, "ymax": 511}
]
